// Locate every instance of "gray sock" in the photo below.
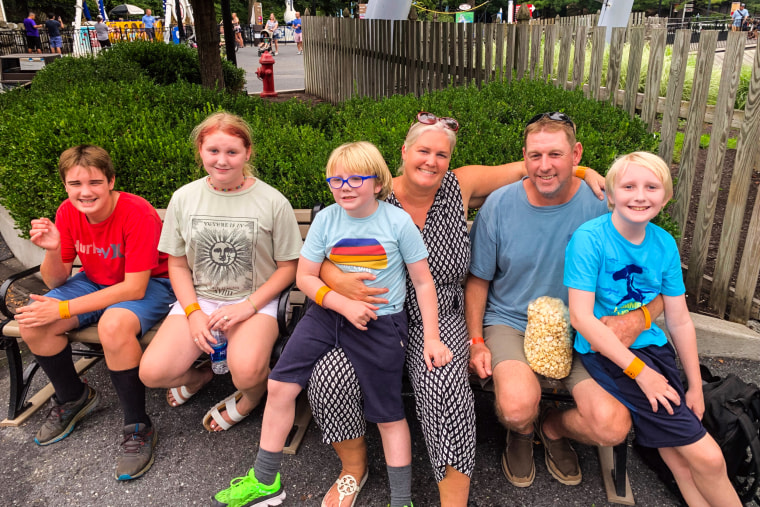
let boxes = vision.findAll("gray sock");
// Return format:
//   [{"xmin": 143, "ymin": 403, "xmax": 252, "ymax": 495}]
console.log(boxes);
[
  {"xmin": 254, "ymin": 448, "xmax": 283, "ymax": 486},
  {"xmin": 387, "ymin": 464, "xmax": 412, "ymax": 507}
]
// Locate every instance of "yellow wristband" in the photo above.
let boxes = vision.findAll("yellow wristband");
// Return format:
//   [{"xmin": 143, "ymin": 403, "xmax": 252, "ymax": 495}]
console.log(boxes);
[
  {"xmin": 640, "ymin": 304, "xmax": 651, "ymax": 330},
  {"xmin": 623, "ymin": 357, "xmax": 646, "ymax": 379},
  {"xmin": 574, "ymin": 166, "xmax": 587, "ymax": 179},
  {"xmin": 469, "ymin": 336, "xmax": 484, "ymax": 346},
  {"xmin": 315, "ymin": 285, "xmax": 332, "ymax": 307},
  {"xmin": 59, "ymin": 300, "xmax": 71, "ymax": 319},
  {"xmin": 247, "ymin": 296, "xmax": 258, "ymax": 314},
  {"xmin": 184, "ymin": 302, "xmax": 201, "ymax": 318}
]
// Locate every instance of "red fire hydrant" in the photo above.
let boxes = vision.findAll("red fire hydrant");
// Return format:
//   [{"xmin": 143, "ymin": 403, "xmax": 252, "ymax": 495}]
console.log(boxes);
[{"xmin": 256, "ymin": 51, "xmax": 277, "ymax": 98}]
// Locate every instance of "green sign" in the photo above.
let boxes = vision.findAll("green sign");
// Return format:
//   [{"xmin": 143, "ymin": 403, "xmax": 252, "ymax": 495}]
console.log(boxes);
[{"xmin": 456, "ymin": 12, "xmax": 474, "ymax": 23}]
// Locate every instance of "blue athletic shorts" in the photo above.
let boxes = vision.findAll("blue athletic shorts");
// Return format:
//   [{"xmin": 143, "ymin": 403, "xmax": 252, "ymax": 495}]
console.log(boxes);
[
  {"xmin": 46, "ymin": 271, "xmax": 175, "ymax": 336},
  {"xmin": 271, "ymin": 303, "xmax": 408, "ymax": 423},
  {"xmin": 580, "ymin": 344, "xmax": 706, "ymax": 448}
]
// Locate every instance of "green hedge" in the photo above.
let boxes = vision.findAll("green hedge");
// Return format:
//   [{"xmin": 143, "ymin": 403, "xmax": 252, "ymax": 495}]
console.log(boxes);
[{"xmin": 0, "ymin": 45, "xmax": 663, "ymax": 238}]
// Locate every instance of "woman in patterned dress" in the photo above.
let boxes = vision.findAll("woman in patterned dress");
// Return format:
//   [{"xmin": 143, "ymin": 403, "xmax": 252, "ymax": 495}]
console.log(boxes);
[{"xmin": 309, "ymin": 113, "xmax": 605, "ymax": 506}]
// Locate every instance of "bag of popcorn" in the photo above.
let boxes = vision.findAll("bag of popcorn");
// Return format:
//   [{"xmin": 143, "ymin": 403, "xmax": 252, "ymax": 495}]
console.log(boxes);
[{"xmin": 524, "ymin": 296, "xmax": 573, "ymax": 379}]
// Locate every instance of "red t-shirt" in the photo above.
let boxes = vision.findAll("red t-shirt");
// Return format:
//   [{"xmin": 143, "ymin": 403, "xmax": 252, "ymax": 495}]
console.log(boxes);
[{"xmin": 56, "ymin": 192, "xmax": 169, "ymax": 285}]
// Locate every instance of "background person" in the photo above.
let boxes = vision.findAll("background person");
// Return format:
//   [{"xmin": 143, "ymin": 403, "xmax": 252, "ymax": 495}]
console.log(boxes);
[
  {"xmin": 732, "ymin": 3, "xmax": 749, "ymax": 31},
  {"xmin": 94, "ymin": 15, "xmax": 111, "ymax": 49},
  {"xmin": 289, "ymin": 11, "xmax": 303, "ymax": 54},
  {"xmin": 139, "ymin": 112, "xmax": 302, "ymax": 433},
  {"xmin": 308, "ymin": 111, "xmax": 607, "ymax": 506},
  {"xmin": 45, "ymin": 13, "xmax": 64, "ymax": 54},
  {"xmin": 24, "ymin": 12, "xmax": 43, "ymax": 53},
  {"xmin": 232, "ymin": 12, "xmax": 244, "ymax": 48},
  {"xmin": 141, "ymin": 8, "xmax": 157, "ymax": 40},
  {"xmin": 266, "ymin": 13, "xmax": 279, "ymax": 55},
  {"xmin": 15, "ymin": 145, "xmax": 174, "ymax": 481}
]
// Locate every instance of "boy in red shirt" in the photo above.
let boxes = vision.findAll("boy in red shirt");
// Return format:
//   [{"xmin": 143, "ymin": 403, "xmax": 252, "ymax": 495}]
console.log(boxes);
[{"xmin": 15, "ymin": 145, "xmax": 175, "ymax": 480}]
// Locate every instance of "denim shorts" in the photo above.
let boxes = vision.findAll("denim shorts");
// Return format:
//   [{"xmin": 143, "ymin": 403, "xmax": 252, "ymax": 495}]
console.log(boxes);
[
  {"xmin": 50, "ymin": 36, "xmax": 63, "ymax": 48},
  {"xmin": 46, "ymin": 271, "xmax": 175, "ymax": 336}
]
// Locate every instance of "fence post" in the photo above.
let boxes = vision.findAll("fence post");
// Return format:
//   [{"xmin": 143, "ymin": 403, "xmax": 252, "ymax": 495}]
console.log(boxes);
[{"xmin": 658, "ymin": 29, "xmax": 691, "ymax": 165}]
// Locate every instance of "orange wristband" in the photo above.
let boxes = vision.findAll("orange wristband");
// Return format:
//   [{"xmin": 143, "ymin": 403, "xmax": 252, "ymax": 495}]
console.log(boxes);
[
  {"xmin": 640, "ymin": 304, "xmax": 651, "ymax": 330},
  {"xmin": 184, "ymin": 302, "xmax": 201, "ymax": 318},
  {"xmin": 574, "ymin": 166, "xmax": 587, "ymax": 179},
  {"xmin": 623, "ymin": 357, "xmax": 646, "ymax": 379},
  {"xmin": 59, "ymin": 300, "xmax": 71, "ymax": 319},
  {"xmin": 315, "ymin": 286, "xmax": 332, "ymax": 307},
  {"xmin": 469, "ymin": 336, "xmax": 484, "ymax": 346}
]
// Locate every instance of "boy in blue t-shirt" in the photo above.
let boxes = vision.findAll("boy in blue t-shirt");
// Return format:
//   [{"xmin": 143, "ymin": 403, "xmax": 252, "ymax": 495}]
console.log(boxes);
[
  {"xmin": 211, "ymin": 141, "xmax": 451, "ymax": 507},
  {"xmin": 564, "ymin": 151, "xmax": 740, "ymax": 506}
]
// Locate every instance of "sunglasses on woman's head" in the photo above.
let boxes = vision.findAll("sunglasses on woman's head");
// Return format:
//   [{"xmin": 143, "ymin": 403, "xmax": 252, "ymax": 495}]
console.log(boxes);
[
  {"xmin": 526, "ymin": 112, "xmax": 576, "ymax": 133},
  {"xmin": 416, "ymin": 111, "xmax": 460, "ymax": 132}
]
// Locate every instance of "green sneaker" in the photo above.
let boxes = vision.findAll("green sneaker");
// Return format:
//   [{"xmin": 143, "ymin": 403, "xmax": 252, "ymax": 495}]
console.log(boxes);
[{"xmin": 212, "ymin": 468, "xmax": 285, "ymax": 507}]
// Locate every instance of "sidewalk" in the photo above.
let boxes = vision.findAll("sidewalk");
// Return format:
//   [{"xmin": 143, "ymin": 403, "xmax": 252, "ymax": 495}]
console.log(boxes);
[{"xmin": 235, "ymin": 42, "xmax": 305, "ymax": 95}]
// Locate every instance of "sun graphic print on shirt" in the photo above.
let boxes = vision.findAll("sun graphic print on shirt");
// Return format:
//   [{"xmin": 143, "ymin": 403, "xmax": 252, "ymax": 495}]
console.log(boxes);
[
  {"xmin": 329, "ymin": 238, "xmax": 388, "ymax": 273},
  {"xmin": 191, "ymin": 217, "xmax": 256, "ymax": 297}
]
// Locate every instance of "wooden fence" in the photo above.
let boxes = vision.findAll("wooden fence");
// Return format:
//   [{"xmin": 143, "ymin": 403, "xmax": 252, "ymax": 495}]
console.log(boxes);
[{"xmin": 302, "ymin": 17, "xmax": 760, "ymax": 324}]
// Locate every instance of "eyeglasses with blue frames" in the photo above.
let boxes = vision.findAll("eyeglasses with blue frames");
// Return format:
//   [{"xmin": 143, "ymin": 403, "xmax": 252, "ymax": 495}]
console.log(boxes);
[
  {"xmin": 416, "ymin": 111, "xmax": 460, "ymax": 132},
  {"xmin": 326, "ymin": 174, "xmax": 378, "ymax": 189},
  {"xmin": 526, "ymin": 112, "xmax": 576, "ymax": 133}
]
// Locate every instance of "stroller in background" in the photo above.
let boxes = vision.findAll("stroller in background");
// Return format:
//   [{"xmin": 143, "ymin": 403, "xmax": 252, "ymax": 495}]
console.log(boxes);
[{"xmin": 258, "ymin": 29, "xmax": 273, "ymax": 56}]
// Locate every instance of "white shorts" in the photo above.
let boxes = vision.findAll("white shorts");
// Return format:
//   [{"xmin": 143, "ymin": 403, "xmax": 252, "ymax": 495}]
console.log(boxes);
[{"xmin": 168, "ymin": 295, "xmax": 279, "ymax": 319}]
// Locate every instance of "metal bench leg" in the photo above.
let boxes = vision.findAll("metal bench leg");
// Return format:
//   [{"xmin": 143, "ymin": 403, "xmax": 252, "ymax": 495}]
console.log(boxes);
[
  {"xmin": 613, "ymin": 442, "xmax": 628, "ymax": 498},
  {"xmin": 2, "ymin": 337, "xmax": 37, "ymax": 420},
  {"xmin": 598, "ymin": 443, "xmax": 634, "ymax": 505}
]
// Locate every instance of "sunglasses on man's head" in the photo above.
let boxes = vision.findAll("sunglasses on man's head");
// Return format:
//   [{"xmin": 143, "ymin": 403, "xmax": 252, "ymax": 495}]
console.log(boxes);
[
  {"xmin": 526, "ymin": 112, "xmax": 576, "ymax": 133},
  {"xmin": 416, "ymin": 111, "xmax": 460, "ymax": 132}
]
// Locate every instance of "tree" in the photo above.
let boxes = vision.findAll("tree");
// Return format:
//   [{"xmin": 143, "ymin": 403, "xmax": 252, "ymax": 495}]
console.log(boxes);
[{"xmin": 191, "ymin": 0, "xmax": 224, "ymax": 89}]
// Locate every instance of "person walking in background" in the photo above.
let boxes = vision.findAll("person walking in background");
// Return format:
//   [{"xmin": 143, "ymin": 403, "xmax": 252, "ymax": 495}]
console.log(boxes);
[
  {"xmin": 94, "ymin": 15, "xmax": 111, "ymax": 49},
  {"xmin": 24, "ymin": 12, "xmax": 43, "ymax": 53},
  {"xmin": 290, "ymin": 11, "xmax": 303, "ymax": 55},
  {"xmin": 141, "ymin": 8, "xmax": 157, "ymax": 40},
  {"xmin": 232, "ymin": 12, "xmax": 244, "ymax": 49},
  {"xmin": 266, "ymin": 13, "xmax": 279, "ymax": 55},
  {"xmin": 732, "ymin": 3, "xmax": 749, "ymax": 32},
  {"xmin": 45, "ymin": 13, "xmax": 64, "ymax": 54}
]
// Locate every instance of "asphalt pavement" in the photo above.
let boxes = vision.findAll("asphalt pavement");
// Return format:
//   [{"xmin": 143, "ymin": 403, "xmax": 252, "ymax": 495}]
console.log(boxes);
[{"xmin": 234, "ymin": 40, "xmax": 305, "ymax": 95}]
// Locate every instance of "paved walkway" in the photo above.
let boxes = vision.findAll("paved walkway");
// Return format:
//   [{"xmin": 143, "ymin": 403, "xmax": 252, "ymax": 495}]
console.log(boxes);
[{"xmin": 234, "ymin": 41, "xmax": 305, "ymax": 95}]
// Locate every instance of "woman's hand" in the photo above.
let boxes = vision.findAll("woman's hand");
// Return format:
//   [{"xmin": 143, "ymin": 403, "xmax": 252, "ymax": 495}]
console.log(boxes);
[
  {"xmin": 423, "ymin": 339, "xmax": 453, "ymax": 371},
  {"xmin": 635, "ymin": 366, "xmax": 681, "ymax": 414},
  {"xmin": 207, "ymin": 301, "xmax": 256, "ymax": 333},
  {"xmin": 15, "ymin": 294, "xmax": 62, "ymax": 327},
  {"xmin": 341, "ymin": 300, "xmax": 378, "ymax": 331},
  {"xmin": 188, "ymin": 311, "xmax": 215, "ymax": 354},
  {"xmin": 29, "ymin": 218, "xmax": 61, "ymax": 251}
]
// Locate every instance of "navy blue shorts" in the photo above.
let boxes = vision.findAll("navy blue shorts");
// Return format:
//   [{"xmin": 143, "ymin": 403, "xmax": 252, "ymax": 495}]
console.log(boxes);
[
  {"xmin": 270, "ymin": 303, "xmax": 408, "ymax": 423},
  {"xmin": 581, "ymin": 344, "xmax": 706, "ymax": 448},
  {"xmin": 46, "ymin": 271, "xmax": 175, "ymax": 337}
]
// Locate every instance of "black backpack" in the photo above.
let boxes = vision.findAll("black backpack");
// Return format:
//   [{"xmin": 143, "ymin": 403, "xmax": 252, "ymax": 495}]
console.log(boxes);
[
  {"xmin": 634, "ymin": 365, "xmax": 760, "ymax": 505},
  {"xmin": 700, "ymin": 366, "xmax": 760, "ymax": 504}
]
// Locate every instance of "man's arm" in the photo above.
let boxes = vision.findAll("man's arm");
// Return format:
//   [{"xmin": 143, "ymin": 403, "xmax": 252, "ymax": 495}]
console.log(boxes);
[
  {"xmin": 465, "ymin": 273, "xmax": 492, "ymax": 378},
  {"xmin": 599, "ymin": 294, "xmax": 664, "ymax": 347}
]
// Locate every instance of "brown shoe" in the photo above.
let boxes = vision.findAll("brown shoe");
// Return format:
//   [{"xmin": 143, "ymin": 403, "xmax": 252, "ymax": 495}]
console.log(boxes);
[
  {"xmin": 537, "ymin": 408, "xmax": 582, "ymax": 486},
  {"xmin": 501, "ymin": 429, "xmax": 535, "ymax": 487}
]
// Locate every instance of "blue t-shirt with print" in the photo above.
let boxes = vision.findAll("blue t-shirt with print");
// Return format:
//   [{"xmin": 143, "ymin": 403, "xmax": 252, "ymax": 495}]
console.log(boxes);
[
  {"xmin": 564, "ymin": 213, "xmax": 685, "ymax": 354},
  {"xmin": 301, "ymin": 200, "xmax": 429, "ymax": 315}
]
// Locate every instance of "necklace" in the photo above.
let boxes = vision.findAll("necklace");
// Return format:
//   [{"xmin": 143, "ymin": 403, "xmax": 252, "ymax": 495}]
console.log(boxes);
[{"xmin": 207, "ymin": 176, "xmax": 249, "ymax": 192}]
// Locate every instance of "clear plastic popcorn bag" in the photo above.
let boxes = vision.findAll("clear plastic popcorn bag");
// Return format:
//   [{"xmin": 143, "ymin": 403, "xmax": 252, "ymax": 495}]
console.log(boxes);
[{"xmin": 524, "ymin": 296, "xmax": 573, "ymax": 380}]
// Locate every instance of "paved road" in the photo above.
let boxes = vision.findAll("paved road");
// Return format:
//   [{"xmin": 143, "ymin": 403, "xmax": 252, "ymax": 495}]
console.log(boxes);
[{"xmin": 233, "ymin": 41, "xmax": 305, "ymax": 95}]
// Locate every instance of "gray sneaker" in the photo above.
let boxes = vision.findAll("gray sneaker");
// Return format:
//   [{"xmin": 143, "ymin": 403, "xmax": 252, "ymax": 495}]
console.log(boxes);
[
  {"xmin": 34, "ymin": 384, "xmax": 99, "ymax": 446},
  {"xmin": 116, "ymin": 423, "xmax": 157, "ymax": 481},
  {"xmin": 502, "ymin": 429, "xmax": 536, "ymax": 487}
]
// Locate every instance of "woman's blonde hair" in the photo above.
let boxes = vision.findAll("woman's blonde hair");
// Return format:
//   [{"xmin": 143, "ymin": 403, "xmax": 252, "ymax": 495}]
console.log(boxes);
[
  {"xmin": 398, "ymin": 121, "xmax": 457, "ymax": 174},
  {"xmin": 605, "ymin": 151, "xmax": 673, "ymax": 211},
  {"xmin": 191, "ymin": 112, "xmax": 255, "ymax": 176},
  {"xmin": 326, "ymin": 141, "xmax": 393, "ymax": 201}
]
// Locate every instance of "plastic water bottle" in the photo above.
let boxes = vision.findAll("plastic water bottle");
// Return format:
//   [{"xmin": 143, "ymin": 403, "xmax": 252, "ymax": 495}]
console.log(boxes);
[{"xmin": 210, "ymin": 329, "xmax": 229, "ymax": 374}]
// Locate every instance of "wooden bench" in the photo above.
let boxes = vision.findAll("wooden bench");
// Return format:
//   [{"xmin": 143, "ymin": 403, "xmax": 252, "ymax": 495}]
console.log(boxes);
[{"xmin": 0, "ymin": 206, "xmax": 322, "ymax": 453}]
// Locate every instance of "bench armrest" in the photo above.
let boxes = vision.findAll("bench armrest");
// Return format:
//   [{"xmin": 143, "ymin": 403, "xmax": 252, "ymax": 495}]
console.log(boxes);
[{"xmin": 0, "ymin": 265, "xmax": 41, "ymax": 320}]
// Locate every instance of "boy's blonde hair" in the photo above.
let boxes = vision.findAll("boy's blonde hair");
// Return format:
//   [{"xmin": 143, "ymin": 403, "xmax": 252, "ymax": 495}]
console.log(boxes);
[
  {"xmin": 605, "ymin": 151, "xmax": 673, "ymax": 211},
  {"xmin": 326, "ymin": 141, "xmax": 393, "ymax": 201},
  {"xmin": 191, "ymin": 112, "xmax": 255, "ymax": 177}
]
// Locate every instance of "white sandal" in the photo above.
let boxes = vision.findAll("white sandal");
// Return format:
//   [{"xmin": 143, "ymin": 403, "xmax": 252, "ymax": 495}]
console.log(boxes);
[
  {"xmin": 202, "ymin": 390, "xmax": 249, "ymax": 431},
  {"xmin": 321, "ymin": 470, "xmax": 369, "ymax": 507}
]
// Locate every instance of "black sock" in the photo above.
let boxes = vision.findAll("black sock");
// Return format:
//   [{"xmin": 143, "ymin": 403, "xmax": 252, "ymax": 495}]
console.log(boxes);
[
  {"xmin": 254, "ymin": 448, "xmax": 283, "ymax": 486},
  {"xmin": 109, "ymin": 366, "xmax": 149, "ymax": 426},
  {"xmin": 33, "ymin": 345, "xmax": 85, "ymax": 403}
]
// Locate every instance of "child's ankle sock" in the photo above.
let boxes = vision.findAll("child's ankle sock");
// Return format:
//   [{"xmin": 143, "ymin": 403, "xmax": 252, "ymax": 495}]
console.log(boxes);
[
  {"xmin": 387, "ymin": 464, "xmax": 412, "ymax": 507},
  {"xmin": 254, "ymin": 449, "xmax": 284, "ymax": 486}
]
